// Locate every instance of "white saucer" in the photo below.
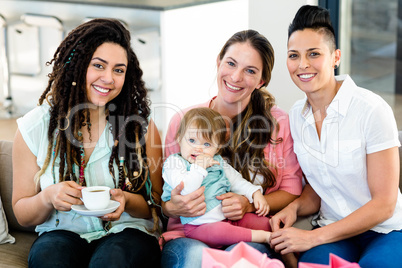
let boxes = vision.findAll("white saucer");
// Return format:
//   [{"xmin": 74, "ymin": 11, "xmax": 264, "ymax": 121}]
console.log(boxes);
[{"xmin": 71, "ymin": 200, "xmax": 120, "ymax": 217}]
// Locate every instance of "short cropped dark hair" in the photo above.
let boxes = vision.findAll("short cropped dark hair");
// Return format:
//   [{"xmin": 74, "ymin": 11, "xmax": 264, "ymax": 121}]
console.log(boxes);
[{"xmin": 288, "ymin": 5, "xmax": 336, "ymax": 51}]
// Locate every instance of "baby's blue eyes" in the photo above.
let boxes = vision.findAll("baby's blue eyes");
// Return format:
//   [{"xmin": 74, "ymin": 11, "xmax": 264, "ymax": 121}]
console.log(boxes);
[{"xmin": 188, "ymin": 139, "xmax": 211, "ymax": 147}]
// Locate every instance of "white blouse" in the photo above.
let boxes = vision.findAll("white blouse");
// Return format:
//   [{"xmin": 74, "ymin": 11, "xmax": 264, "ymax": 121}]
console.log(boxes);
[{"xmin": 289, "ymin": 75, "xmax": 402, "ymax": 233}]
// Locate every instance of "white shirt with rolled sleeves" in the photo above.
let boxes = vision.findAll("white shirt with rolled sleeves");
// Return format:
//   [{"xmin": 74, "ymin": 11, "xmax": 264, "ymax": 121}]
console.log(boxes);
[{"xmin": 289, "ymin": 74, "xmax": 402, "ymax": 233}]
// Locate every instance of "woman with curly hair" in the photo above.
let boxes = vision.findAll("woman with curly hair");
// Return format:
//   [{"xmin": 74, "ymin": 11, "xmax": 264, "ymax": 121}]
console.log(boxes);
[{"xmin": 12, "ymin": 18, "xmax": 163, "ymax": 267}]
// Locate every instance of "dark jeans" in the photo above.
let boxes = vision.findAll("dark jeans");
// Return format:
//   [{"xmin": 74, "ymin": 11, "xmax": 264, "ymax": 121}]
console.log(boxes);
[
  {"xmin": 29, "ymin": 229, "xmax": 161, "ymax": 268},
  {"xmin": 299, "ymin": 229, "xmax": 402, "ymax": 268}
]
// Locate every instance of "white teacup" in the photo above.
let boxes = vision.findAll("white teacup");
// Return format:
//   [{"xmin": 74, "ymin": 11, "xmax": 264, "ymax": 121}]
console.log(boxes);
[{"xmin": 81, "ymin": 186, "xmax": 111, "ymax": 210}]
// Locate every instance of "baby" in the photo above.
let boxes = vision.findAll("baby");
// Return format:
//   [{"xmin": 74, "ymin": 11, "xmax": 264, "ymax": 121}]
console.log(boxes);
[
  {"xmin": 162, "ymin": 107, "xmax": 272, "ymax": 247},
  {"xmin": 162, "ymin": 107, "xmax": 297, "ymax": 267}
]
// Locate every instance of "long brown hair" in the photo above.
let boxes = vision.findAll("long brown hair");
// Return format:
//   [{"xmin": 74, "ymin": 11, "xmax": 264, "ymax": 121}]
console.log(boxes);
[{"xmin": 219, "ymin": 30, "xmax": 281, "ymax": 190}]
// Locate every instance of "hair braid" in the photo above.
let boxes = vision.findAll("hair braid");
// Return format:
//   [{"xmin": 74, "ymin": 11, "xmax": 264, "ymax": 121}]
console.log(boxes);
[{"xmin": 225, "ymin": 88, "xmax": 280, "ymax": 190}]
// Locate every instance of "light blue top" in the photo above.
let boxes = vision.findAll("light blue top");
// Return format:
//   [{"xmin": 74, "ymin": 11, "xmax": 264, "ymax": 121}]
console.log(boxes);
[
  {"xmin": 17, "ymin": 104, "xmax": 158, "ymax": 242},
  {"xmin": 162, "ymin": 154, "xmax": 231, "ymax": 224}
]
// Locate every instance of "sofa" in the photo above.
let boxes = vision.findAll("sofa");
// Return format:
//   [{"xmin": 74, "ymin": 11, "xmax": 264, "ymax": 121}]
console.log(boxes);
[
  {"xmin": 0, "ymin": 140, "xmax": 36, "ymax": 268},
  {"xmin": 1, "ymin": 132, "xmax": 402, "ymax": 267}
]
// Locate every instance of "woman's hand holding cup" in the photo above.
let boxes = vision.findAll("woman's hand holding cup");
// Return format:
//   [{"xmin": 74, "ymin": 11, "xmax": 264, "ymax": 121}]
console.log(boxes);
[
  {"xmin": 101, "ymin": 189, "xmax": 125, "ymax": 221},
  {"xmin": 45, "ymin": 181, "xmax": 83, "ymax": 211}
]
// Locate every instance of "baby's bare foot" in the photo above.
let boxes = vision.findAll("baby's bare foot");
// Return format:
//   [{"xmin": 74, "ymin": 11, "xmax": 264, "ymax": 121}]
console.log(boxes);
[{"xmin": 265, "ymin": 232, "xmax": 272, "ymax": 244}]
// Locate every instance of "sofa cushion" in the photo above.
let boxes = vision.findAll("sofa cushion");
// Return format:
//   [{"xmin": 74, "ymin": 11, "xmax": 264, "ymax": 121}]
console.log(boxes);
[
  {"xmin": 0, "ymin": 230, "xmax": 37, "ymax": 268},
  {"xmin": 0, "ymin": 140, "xmax": 34, "ymax": 232}
]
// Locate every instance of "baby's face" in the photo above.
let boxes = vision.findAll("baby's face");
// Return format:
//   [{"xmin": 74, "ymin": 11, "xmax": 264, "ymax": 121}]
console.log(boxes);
[{"xmin": 179, "ymin": 125, "xmax": 219, "ymax": 164}]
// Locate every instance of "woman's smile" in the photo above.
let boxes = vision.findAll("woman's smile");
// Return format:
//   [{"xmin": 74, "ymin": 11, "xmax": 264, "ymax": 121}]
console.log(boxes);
[
  {"xmin": 86, "ymin": 42, "xmax": 127, "ymax": 107},
  {"xmin": 297, "ymin": 73, "xmax": 316, "ymax": 82},
  {"xmin": 216, "ymin": 42, "xmax": 264, "ymax": 108},
  {"xmin": 287, "ymin": 29, "xmax": 340, "ymax": 96},
  {"xmin": 92, "ymin": 84, "xmax": 112, "ymax": 95},
  {"xmin": 224, "ymin": 81, "xmax": 243, "ymax": 92}
]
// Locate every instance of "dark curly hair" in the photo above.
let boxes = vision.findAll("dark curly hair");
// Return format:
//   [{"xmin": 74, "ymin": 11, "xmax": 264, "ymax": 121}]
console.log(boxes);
[
  {"xmin": 35, "ymin": 18, "xmax": 159, "ymax": 231},
  {"xmin": 218, "ymin": 30, "xmax": 281, "ymax": 191}
]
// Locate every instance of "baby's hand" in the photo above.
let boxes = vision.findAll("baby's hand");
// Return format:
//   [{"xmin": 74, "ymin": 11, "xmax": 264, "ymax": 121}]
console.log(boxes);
[
  {"xmin": 195, "ymin": 154, "xmax": 220, "ymax": 169},
  {"xmin": 253, "ymin": 191, "xmax": 269, "ymax": 217}
]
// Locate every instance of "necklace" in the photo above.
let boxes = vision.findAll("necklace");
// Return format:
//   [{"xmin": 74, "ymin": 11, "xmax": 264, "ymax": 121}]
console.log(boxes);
[{"xmin": 78, "ymin": 130, "xmax": 85, "ymax": 186}]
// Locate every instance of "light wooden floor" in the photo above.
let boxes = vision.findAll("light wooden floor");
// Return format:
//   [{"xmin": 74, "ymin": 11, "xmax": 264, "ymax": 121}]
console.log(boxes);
[{"xmin": 1, "ymin": 93, "xmax": 402, "ymax": 142}]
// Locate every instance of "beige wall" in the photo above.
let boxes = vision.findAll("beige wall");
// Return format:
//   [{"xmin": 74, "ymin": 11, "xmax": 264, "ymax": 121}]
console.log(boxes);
[{"xmin": 249, "ymin": 0, "xmax": 318, "ymax": 112}]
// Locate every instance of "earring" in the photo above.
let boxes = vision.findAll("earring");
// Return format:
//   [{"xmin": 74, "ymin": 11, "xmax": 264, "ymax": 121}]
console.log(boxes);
[{"xmin": 334, "ymin": 65, "xmax": 339, "ymax": 70}]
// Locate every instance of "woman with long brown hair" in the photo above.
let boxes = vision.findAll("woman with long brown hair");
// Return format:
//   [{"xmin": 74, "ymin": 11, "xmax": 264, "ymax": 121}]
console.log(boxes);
[{"xmin": 161, "ymin": 29, "xmax": 303, "ymax": 267}]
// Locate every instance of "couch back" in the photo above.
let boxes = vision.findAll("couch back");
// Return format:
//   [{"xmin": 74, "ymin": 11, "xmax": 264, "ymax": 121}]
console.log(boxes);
[
  {"xmin": 0, "ymin": 140, "xmax": 34, "ymax": 232},
  {"xmin": 1, "ymin": 132, "xmax": 402, "ymax": 231}
]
